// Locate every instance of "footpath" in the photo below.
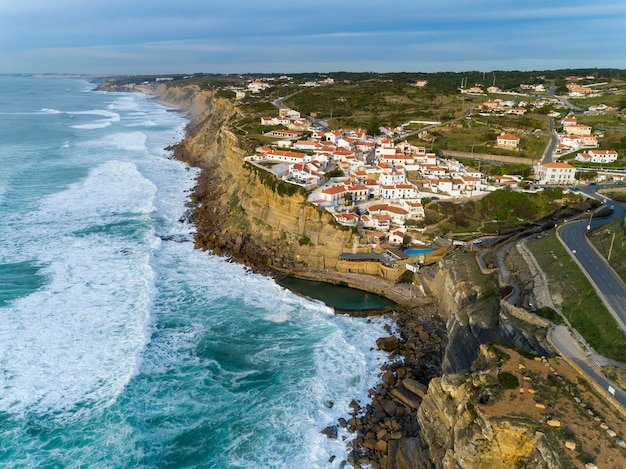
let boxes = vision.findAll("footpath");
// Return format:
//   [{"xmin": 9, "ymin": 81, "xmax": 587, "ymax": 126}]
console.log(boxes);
[{"xmin": 497, "ymin": 238, "xmax": 626, "ymax": 414}]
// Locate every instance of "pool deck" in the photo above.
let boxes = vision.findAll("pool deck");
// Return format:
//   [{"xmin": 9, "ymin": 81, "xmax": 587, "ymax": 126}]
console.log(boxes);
[{"xmin": 282, "ymin": 268, "xmax": 435, "ymax": 308}]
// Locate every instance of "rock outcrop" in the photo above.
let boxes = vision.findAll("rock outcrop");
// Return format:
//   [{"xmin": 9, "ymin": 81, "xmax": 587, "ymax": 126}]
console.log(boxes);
[
  {"xmin": 417, "ymin": 363, "xmax": 562, "ymax": 469},
  {"xmin": 423, "ymin": 253, "xmax": 550, "ymax": 374}
]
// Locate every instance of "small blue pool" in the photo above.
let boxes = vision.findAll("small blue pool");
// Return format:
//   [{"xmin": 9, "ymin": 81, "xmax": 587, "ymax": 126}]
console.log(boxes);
[{"xmin": 404, "ymin": 248, "xmax": 434, "ymax": 255}]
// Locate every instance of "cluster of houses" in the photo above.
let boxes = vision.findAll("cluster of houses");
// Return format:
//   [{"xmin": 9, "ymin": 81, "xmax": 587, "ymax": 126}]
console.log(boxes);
[
  {"xmin": 575, "ymin": 149, "xmax": 619, "ymax": 164},
  {"xmin": 246, "ymin": 110, "xmax": 502, "ymax": 238},
  {"xmin": 556, "ymin": 115, "xmax": 598, "ymax": 153},
  {"xmin": 477, "ymin": 99, "xmax": 528, "ymax": 117}
]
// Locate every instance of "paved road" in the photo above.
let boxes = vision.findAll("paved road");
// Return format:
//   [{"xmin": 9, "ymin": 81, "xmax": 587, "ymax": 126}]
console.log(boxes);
[
  {"xmin": 550, "ymin": 325, "xmax": 626, "ymax": 405},
  {"xmin": 540, "ymin": 119, "xmax": 558, "ymax": 164},
  {"xmin": 557, "ymin": 189, "xmax": 626, "ymax": 329}
]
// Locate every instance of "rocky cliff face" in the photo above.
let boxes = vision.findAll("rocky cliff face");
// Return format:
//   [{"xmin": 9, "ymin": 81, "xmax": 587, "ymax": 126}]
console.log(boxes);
[
  {"xmin": 157, "ymin": 84, "xmax": 354, "ymax": 273},
  {"xmin": 423, "ymin": 253, "xmax": 550, "ymax": 374},
  {"xmin": 417, "ymin": 347, "xmax": 562, "ymax": 469}
]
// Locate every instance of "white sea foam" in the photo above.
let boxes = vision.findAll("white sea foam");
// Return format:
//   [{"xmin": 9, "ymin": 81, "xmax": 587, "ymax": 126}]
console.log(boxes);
[
  {"xmin": 38, "ymin": 108, "xmax": 62, "ymax": 114},
  {"xmin": 140, "ymin": 240, "xmax": 388, "ymax": 467},
  {"xmin": 0, "ymin": 160, "xmax": 158, "ymax": 418}
]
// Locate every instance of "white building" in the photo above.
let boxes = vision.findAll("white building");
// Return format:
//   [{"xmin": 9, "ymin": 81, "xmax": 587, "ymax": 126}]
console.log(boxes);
[
  {"xmin": 575, "ymin": 150, "xmax": 618, "ymax": 164},
  {"xmin": 496, "ymin": 133, "xmax": 520, "ymax": 148},
  {"xmin": 534, "ymin": 162, "xmax": 576, "ymax": 185}
]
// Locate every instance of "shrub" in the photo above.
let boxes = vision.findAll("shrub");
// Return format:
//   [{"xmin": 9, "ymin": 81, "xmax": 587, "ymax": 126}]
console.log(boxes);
[
  {"xmin": 497, "ymin": 372, "xmax": 519, "ymax": 390},
  {"xmin": 396, "ymin": 270, "xmax": 415, "ymax": 284}
]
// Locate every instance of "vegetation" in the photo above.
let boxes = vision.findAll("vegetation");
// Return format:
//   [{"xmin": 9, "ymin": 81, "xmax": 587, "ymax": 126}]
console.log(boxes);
[
  {"xmin": 497, "ymin": 372, "xmax": 520, "ymax": 389},
  {"xmin": 587, "ymin": 218, "xmax": 626, "ymax": 284},
  {"xmin": 423, "ymin": 188, "xmax": 589, "ymax": 236},
  {"xmin": 244, "ymin": 162, "xmax": 307, "ymax": 197},
  {"xmin": 396, "ymin": 270, "xmax": 415, "ymax": 284},
  {"xmin": 533, "ymin": 307, "xmax": 564, "ymax": 325},
  {"xmin": 527, "ymin": 231, "xmax": 626, "ymax": 361}
]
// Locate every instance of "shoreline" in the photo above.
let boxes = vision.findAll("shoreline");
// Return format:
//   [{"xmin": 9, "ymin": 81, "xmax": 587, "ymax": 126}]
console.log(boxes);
[{"xmin": 153, "ymin": 90, "xmax": 446, "ymax": 468}]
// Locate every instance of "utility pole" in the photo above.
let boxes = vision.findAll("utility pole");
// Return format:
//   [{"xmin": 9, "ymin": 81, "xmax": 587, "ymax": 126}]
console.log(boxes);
[{"xmin": 608, "ymin": 231, "xmax": 616, "ymax": 261}]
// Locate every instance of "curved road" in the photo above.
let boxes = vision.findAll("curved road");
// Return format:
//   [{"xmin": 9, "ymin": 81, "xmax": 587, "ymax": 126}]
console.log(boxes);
[
  {"xmin": 557, "ymin": 189, "xmax": 626, "ymax": 330},
  {"xmin": 550, "ymin": 186, "xmax": 626, "ymax": 404},
  {"xmin": 550, "ymin": 325, "xmax": 626, "ymax": 406}
]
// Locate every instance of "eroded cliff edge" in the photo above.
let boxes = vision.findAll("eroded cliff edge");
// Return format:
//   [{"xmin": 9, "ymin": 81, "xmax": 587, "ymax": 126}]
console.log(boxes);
[{"xmin": 157, "ymin": 84, "xmax": 354, "ymax": 274}]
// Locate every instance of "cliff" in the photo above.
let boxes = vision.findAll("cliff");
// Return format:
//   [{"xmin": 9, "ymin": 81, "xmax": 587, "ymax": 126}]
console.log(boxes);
[
  {"xmin": 417, "ymin": 345, "xmax": 563, "ymax": 469},
  {"xmin": 156, "ymin": 84, "xmax": 355, "ymax": 273},
  {"xmin": 423, "ymin": 252, "xmax": 550, "ymax": 374}
]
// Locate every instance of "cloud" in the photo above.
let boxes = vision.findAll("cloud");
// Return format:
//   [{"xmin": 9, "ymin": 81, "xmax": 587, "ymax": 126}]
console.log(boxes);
[{"xmin": 1, "ymin": 0, "xmax": 625, "ymax": 74}]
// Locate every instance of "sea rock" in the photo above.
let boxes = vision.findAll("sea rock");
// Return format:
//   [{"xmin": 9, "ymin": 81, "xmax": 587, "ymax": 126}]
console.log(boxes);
[
  {"xmin": 349, "ymin": 399, "xmax": 361, "ymax": 412},
  {"xmin": 389, "ymin": 387, "xmax": 421, "ymax": 409},
  {"xmin": 403, "ymin": 378, "xmax": 428, "ymax": 399},
  {"xmin": 321, "ymin": 426, "xmax": 337, "ymax": 439},
  {"xmin": 374, "ymin": 440, "xmax": 388, "ymax": 452},
  {"xmin": 381, "ymin": 399, "xmax": 397, "ymax": 417},
  {"xmin": 376, "ymin": 336, "xmax": 401, "ymax": 352}
]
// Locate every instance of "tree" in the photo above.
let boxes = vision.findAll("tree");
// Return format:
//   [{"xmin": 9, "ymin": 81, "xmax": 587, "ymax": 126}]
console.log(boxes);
[
  {"xmin": 344, "ymin": 192, "xmax": 353, "ymax": 206},
  {"xmin": 367, "ymin": 113, "xmax": 381, "ymax": 137}
]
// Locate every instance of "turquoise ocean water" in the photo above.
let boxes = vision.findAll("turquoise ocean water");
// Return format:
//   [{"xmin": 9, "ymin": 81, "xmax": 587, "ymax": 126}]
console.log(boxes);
[{"xmin": 0, "ymin": 76, "xmax": 388, "ymax": 468}]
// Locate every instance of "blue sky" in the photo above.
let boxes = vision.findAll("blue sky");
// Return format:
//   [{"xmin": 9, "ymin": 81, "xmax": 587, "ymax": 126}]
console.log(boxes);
[{"xmin": 1, "ymin": 0, "xmax": 625, "ymax": 75}]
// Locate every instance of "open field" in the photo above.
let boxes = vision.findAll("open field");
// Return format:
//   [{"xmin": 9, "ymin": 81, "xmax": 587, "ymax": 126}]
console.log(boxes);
[{"xmin": 526, "ymin": 231, "xmax": 626, "ymax": 362}]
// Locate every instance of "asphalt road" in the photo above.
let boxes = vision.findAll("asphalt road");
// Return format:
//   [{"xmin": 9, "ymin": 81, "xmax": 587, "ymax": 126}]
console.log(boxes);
[
  {"xmin": 557, "ymin": 190, "xmax": 626, "ymax": 330},
  {"xmin": 541, "ymin": 119, "xmax": 558, "ymax": 164},
  {"xmin": 551, "ymin": 325, "xmax": 626, "ymax": 405}
]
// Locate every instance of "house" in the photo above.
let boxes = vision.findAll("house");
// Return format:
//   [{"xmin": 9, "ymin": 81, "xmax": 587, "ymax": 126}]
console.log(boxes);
[
  {"xmin": 534, "ymin": 162, "xmax": 576, "ymax": 185},
  {"xmin": 368, "ymin": 204, "xmax": 409, "ymax": 225},
  {"xmin": 496, "ymin": 133, "xmax": 520, "ymax": 148},
  {"xmin": 402, "ymin": 200, "xmax": 425, "ymax": 219},
  {"xmin": 379, "ymin": 168, "xmax": 407, "ymax": 186},
  {"xmin": 263, "ymin": 150, "xmax": 310, "ymax": 164},
  {"xmin": 575, "ymin": 150, "xmax": 618, "ymax": 164},
  {"xmin": 381, "ymin": 183, "xmax": 418, "ymax": 200},
  {"xmin": 319, "ymin": 185, "xmax": 346, "ymax": 205},
  {"xmin": 388, "ymin": 230, "xmax": 407, "ymax": 245},
  {"xmin": 561, "ymin": 116, "xmax": 578, "ymax": 127},
  {"xmin": 333, "ymin": 212, "xmax": 359, "ymax": 227},
  {"xmin": 564, "ymin": 124, "xmax": 592, "ymax": 136},
  {"xmin": 263, "ymin": 130, "xmax": 301, "ymax": 139},
  {"xmin": 343, "ymin": 183, "xmax": 369, "ymax": 204},
  {"xmin": 293, "ymin": 140, "xmax": 317, "ymax": 151}
]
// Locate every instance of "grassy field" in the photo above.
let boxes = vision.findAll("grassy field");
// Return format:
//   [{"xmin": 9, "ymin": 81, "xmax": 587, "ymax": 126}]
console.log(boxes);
[
  {"xmin": 421, "ymin": 188, "xmax": 593, "ymax": 237},
  {"xmin": 526, "ymin": 231, "xmax": 626, "ymax": 361},
  {"xmin": 282, "ymin": 79, "xmax": 480, "ymax": 130},
  {"xmin": 587, "ymin": 218, "xmax": 626, "ymax": 284}
]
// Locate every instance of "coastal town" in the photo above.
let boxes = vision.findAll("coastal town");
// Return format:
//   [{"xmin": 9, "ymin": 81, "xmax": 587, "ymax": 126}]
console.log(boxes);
[{"xmin": 234, "ymin": 74, "xmax": 623, "ymax": 248}]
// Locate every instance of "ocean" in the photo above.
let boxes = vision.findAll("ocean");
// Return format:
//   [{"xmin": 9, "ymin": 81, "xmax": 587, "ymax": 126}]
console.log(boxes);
[{"xmin": 0, "ymin": 76, "xmax": 389, "ymax": 468}]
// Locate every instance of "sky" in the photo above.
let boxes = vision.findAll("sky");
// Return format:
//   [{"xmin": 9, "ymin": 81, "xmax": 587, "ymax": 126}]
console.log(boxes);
[{"xmin": 1, "ymin": 0, "xmax": 625, "ymax": 75}]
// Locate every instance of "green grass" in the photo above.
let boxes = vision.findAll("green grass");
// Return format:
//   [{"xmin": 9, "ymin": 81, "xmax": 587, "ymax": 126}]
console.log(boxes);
[
  {"xmin": 527, "ymin": 231, "xmax": 626, "ymax": 361},
  {"xmin": 587, "ymin": 218, "xmax": 626, "ymax": 284}
]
